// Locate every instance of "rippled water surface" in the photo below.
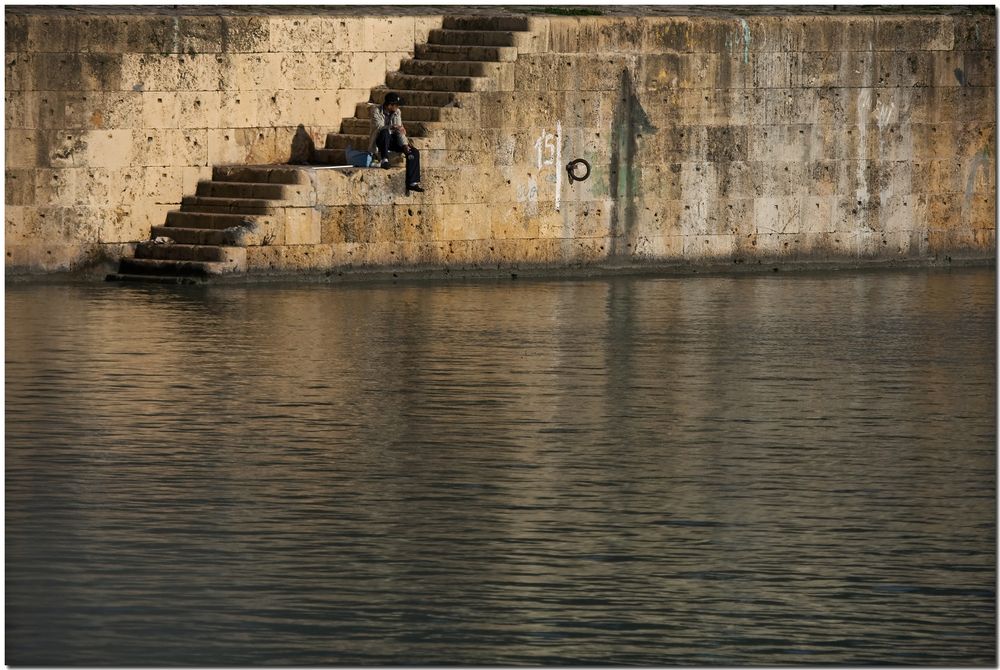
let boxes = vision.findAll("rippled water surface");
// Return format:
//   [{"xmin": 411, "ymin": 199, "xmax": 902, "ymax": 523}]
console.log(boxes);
[{"xmin": 6, "ymin": 268, "xmax": 996, "ymax": 666}]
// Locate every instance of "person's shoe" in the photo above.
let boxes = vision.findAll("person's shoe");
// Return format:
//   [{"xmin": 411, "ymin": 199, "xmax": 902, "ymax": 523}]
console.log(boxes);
[
  {"xmin": 406, "ymin": 183, "xmax": 425, "ymax": 193},
  {"xmin": 380, "ymin": 159, "xmax": 390, "ymax": 169}
]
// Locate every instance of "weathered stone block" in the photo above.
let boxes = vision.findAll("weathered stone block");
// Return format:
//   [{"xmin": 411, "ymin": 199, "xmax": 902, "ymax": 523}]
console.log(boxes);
[
  {"xmin": 176, "ymin": 91, "xmax": 222, "ymax": 129},
  {"xmin": 363, "ymin": 17, "xmax": 415, "ymax": 53},
  {"xmin": 875, "ymin": 16, "xmax": 955, "ymax": 52},
  {"xmin": 912, "ymin": 158, "xmax": 962, "ymax": 194},
  {"xmin": 134, "ymin": 128, "xmax": 206, "ymax": 167},
  {"xmin": 758, "ymin": 161, "xmax": 806, "ymax": 197},
  {"xmin": 68, "ymin": 129, "xmax": 133, "ymax": 168},
  {"xmin": 747, "ymin": 124, "xmax": 813, "ymax": 162},
  {"xmin": 245, "ymin": 245, "xmax": 283, "ymax": 272},
  {"xmin": 278, "ymin": 52, "xmax": 323, "ymax": 90},
  {"xmin": 632, "ymin": 234, "xmax": 685, "ymax": 260},
  {"xmin": 32, "ymin": 92, "xmax": 67, "ymax": 130},
  {"xmin": 966, "ymin": 195, "xmax": 996, "ymax": 230},
  {"xmin": 177, "ymin": 53, "xmax": 222, "ymax": 91},
  {"xmin": 640, "ymin": 17, "xmax": 691, "ymax": 53},
  {"xmin": 64, "ymin": 91, "xmax": 140, "ymax": 130},
  {"xmin": 6, "ymin": 14, "xmax": 28, "ymax": 53},
  {"xmin": 284, "ymin": 208, "xmax": 322, "ymax": 245},
  {"xmin": 755, "ymin": 196, "xmax": 802, "ymax": 234},
  {"xmin": 124, "ymin": 16, "xmax": 180, "ymax": 54},
  {"xmin": 220, "ymin": 16, "xmax": 270, "ymax": 53},
  {"xmin": 7, "ymin": 169, "xmax": 36, "ymax": 206},
  {"xmin": 220, "ymin": 53, "xmax": 278, "ymax": 91},
  {"xmin": 764, "ymin": 88, "xmax": 819, "ymax": 125},
  {"xmin": 953, "ymin": 14, "xmax": 996, "ymax": 51},
  {"xmin": 833, "ymin": 196, "xmax": 881, "ymax": 233},
  {"xmin": 490, "ymin": 203, "xmax": 540, "ymax": 240},
  {"xmin": 142, "ymin": 167, "xmax": 183, "ymax": 205},
  {"xmin": 875, "ymin": 193, "xmax": 915, "ymax": 234},
  {"xmin": 810, "ymin": 123, "xmax": 875, "ymax": 161},
  {"xmin": 680, "ymin": 162, "xmax": 719, "ymax": 200},
  {"xmin": 6, "ymin": 52, "xmax": 33, "ymax": 91},
  {"xmin": 177, "ymin": 17, "xmax": 225, "ymax": 54},
  {"xmin": 873, "ymin": 51, "xmax": 935, "ymax": 88},
  {"xmin": 25, "ymin": 16, "xmax": 82, "ymax": 53},
  {"xmin": 683, "ymin": 233, "xmax": 736, "ymax": 260},
  {"xmin": 438, "ymin": 203, "xmax": 491, "ymax": 241},
  {"xmin": 547, "ymin": 17, "xmax": 581, "ymax": 53},
  {"xmin": 798, "ymin": 16, "xmax": 876, "ymax": 52},
  {"xmin": 800, "ymin": 195, "xmax": 837, "ymax": 234},
  {"xmin": 576, "ymin": 17, "xmax": 646, "ymax": 54},
  {"xmin": 396, "ymin": 203, "xmax": 443, "ymax": 243},
  {"xmin": 268, "ymin": 17, "xmax": 364, "ymax": 53},
  {"xmin": 207, "ymin": 128, "xmax": 251, "ymax": 165},
  {"xmin": 962, "ymin": 49, "xmax": 997, "ymax": 87},
  {"xmin": 559, "ymin": 201, "xmax": 613, "ymax": 239},
  {"xmin": 73, "ymin": 168, "xmax": 136, "ymax": 207},
  {"xmin": 102, "ymin": 203, "xmax": 155, "ymax": 243},
  {"xmin": 120, "ymin": 53, "xmax": 180, "ymax": 91},
  {"xmin": 5, "ymin": 89, "xmax": 34, "ymax": 130},
  {"xmin": 751, "ymin": 51, "xmax": 800, "ymax": 88},
  {"xmin": 218, "ymin": 91, "xmax": 260, "ymax": 128},
  {"xmin": 642, "ymin": 125, "xmax": 707, "ymax": 162},
  {"xmin": 33, "ymin": 168, "xmax": 76, "ymax": 207}
]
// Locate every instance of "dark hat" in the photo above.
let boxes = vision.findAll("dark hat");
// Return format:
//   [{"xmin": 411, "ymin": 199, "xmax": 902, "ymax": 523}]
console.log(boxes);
[{"xmin": 383, "ymin": 92, "xmax": 403, "ymax": 105}]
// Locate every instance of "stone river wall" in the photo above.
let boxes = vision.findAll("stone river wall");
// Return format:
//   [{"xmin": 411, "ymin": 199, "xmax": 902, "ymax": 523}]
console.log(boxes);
[{"xmin": 5, "ymin": 6, "xmax": 996, "ymax": 278}]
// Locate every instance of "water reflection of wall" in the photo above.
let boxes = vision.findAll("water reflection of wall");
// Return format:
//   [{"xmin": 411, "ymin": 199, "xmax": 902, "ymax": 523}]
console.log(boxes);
[{"xmin": 6, "ymin": 271, "xmax": 995, "ymax": 664}]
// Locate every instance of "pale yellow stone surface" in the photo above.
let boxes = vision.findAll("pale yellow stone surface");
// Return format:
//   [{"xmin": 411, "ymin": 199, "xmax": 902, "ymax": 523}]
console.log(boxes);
[{"xmin": 5, "ymin": 9, "xmax": 996, "ymax": 275}]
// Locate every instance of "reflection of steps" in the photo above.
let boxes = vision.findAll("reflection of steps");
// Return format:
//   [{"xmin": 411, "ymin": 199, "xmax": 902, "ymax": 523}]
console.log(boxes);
[
  {"xmin": 108, "ymin": 15, "xmax": 543, "ymax": 283},
  {"xmin": 313, "ymin": 15, "xmax": 538, "ymax": 166},
  {"xmin": 107, "ymin": 167, "xmax": 310, "ymax": 283}
]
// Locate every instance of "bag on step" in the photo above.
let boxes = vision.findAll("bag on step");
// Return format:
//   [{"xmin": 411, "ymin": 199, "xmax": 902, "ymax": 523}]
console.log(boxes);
[{"xmin": 345, "ymin": 147, "xmax": 374, "ymax": 168}]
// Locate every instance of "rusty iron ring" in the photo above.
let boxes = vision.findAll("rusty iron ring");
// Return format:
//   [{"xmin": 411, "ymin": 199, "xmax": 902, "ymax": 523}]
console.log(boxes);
[{"xmin": 566, "ymin": 159, "xmax": 591, "ymax": 183}]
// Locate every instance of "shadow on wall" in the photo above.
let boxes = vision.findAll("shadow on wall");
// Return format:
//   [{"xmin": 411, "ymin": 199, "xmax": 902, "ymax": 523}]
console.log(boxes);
[
  {"xmin": 609, "ymin": 68, "xmax": 657, "ymax": 258},
  {"xmin": 289, "ymin": 124, "xmax": 315, "ymax": 164}
]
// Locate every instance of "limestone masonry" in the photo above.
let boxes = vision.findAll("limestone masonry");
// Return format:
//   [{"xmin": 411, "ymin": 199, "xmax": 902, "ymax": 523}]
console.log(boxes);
[{"xmin": 5, "ymin": 6, "xmax": 996, "ymax": 280}]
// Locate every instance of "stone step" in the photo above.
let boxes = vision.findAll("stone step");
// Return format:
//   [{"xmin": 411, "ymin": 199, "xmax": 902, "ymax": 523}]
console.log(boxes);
[
  {"xmin": 135, "ymin": 241, "xmax": 247, "ymax": 264},
  {"xmin": 324, "ymin": 133, "xmax": 375, "ymax": 151},
  {"xmin": 180, "ymin": 196, "xmax": 279, "ymax": 215},
  {"xmin": 415, "ymin": 43, "xmax": 518, "ymax": 62},
  {"xmin": 400, "ymin": 58, "xmax": 499, "ymax": 78},
  {"xmin": 325, "ymin": 131, "xmax": 446, "ymax": 152},
  {"xmin": 386, "ymin": 72, "xmax": 493, "ymax": 93},
  {"xmin": 107, "ymin": 272, "xmax": 206, "ymax": 284},
  {"xmin": 310, "ymin": 149, "xmax": 405, "ymax": 166},
  {"xmin": 354, "ymin": 102, "xmax": 451, "ymax": 122},
  {"xmin": 369, "ymin": 87, "xmax": 458, "ymax": 107},
  {"xmin": 165, "ymin": 211, "xmax": 257, "ymax": 230},
  {"xmin": 211, "ymin": 165, "xmax": 308, "ymax": 184},
  {"xmin": 311, "ymin": 148, "xmax": 450, "ymax": 169},
  {"xmin": 118, "ymin": 257, "xmax": 233, "ymax": 278},
  {"xmin": 311, "ymin": 148, "xmax": 348, "ymax": 165},
  {"xmin": 427, "ymin": 28, "xmax": 523, "ymax": 48},
  {"xmin": 195, "ymin": 181, "xmax": 290, "ymax": 200},
  {"xmin": 442, "ymin": 15, "xmax": 536, "ymax": 32},
  {"xmin": 151, "ymin": 225, "xmax": 245, "ymax": 246},
  {"xmin": 339, "ymin": 117, "xmax": 438, "ymax": 136}
]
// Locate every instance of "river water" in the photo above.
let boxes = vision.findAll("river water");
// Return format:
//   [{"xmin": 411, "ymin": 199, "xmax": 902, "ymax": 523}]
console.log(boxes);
[{"xmin": 6, "ymin": 268, "xmax": 996, "ymax": 666}]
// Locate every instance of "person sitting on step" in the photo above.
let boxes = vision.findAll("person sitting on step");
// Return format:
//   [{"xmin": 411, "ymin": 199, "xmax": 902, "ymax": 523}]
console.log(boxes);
[{"xmin": 369, "ymin": 92, "xmax": 424, "ymax": 194}]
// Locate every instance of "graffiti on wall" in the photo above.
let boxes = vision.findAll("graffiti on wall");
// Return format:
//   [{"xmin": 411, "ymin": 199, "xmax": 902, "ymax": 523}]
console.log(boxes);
[{"xmin": 534, "ymin": 121, "xmax": 562, "ymax": 211}]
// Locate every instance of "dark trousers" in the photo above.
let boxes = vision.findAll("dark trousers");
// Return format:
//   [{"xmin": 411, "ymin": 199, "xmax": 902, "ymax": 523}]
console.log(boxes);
[{"xmin": 376, "ymin": 128, "xmax": 421, "ymax": 186}]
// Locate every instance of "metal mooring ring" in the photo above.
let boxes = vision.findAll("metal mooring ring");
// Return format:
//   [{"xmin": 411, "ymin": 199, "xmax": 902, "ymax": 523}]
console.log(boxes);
[{"xmin": 566, "ymin": 159, "xmax": 591, "ymax": 183}]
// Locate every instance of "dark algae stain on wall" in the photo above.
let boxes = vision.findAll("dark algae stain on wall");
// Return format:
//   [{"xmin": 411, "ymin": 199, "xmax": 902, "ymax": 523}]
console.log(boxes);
[{"xmin": 609, "ymin": 67, "xmax": 657, "ymax": 258}]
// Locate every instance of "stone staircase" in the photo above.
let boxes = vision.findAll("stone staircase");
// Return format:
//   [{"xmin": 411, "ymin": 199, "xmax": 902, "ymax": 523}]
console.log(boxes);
[
  {"xmin": 313, "ymin": 15, "xmax": 537, "ymax": 167},
  {"xmin": 108, "ymin": 166, "xmax": 312, "ymax": 282},
  {"xmin": 107, "ymin": 15, "xmax": 540, "ymax": 283}
]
